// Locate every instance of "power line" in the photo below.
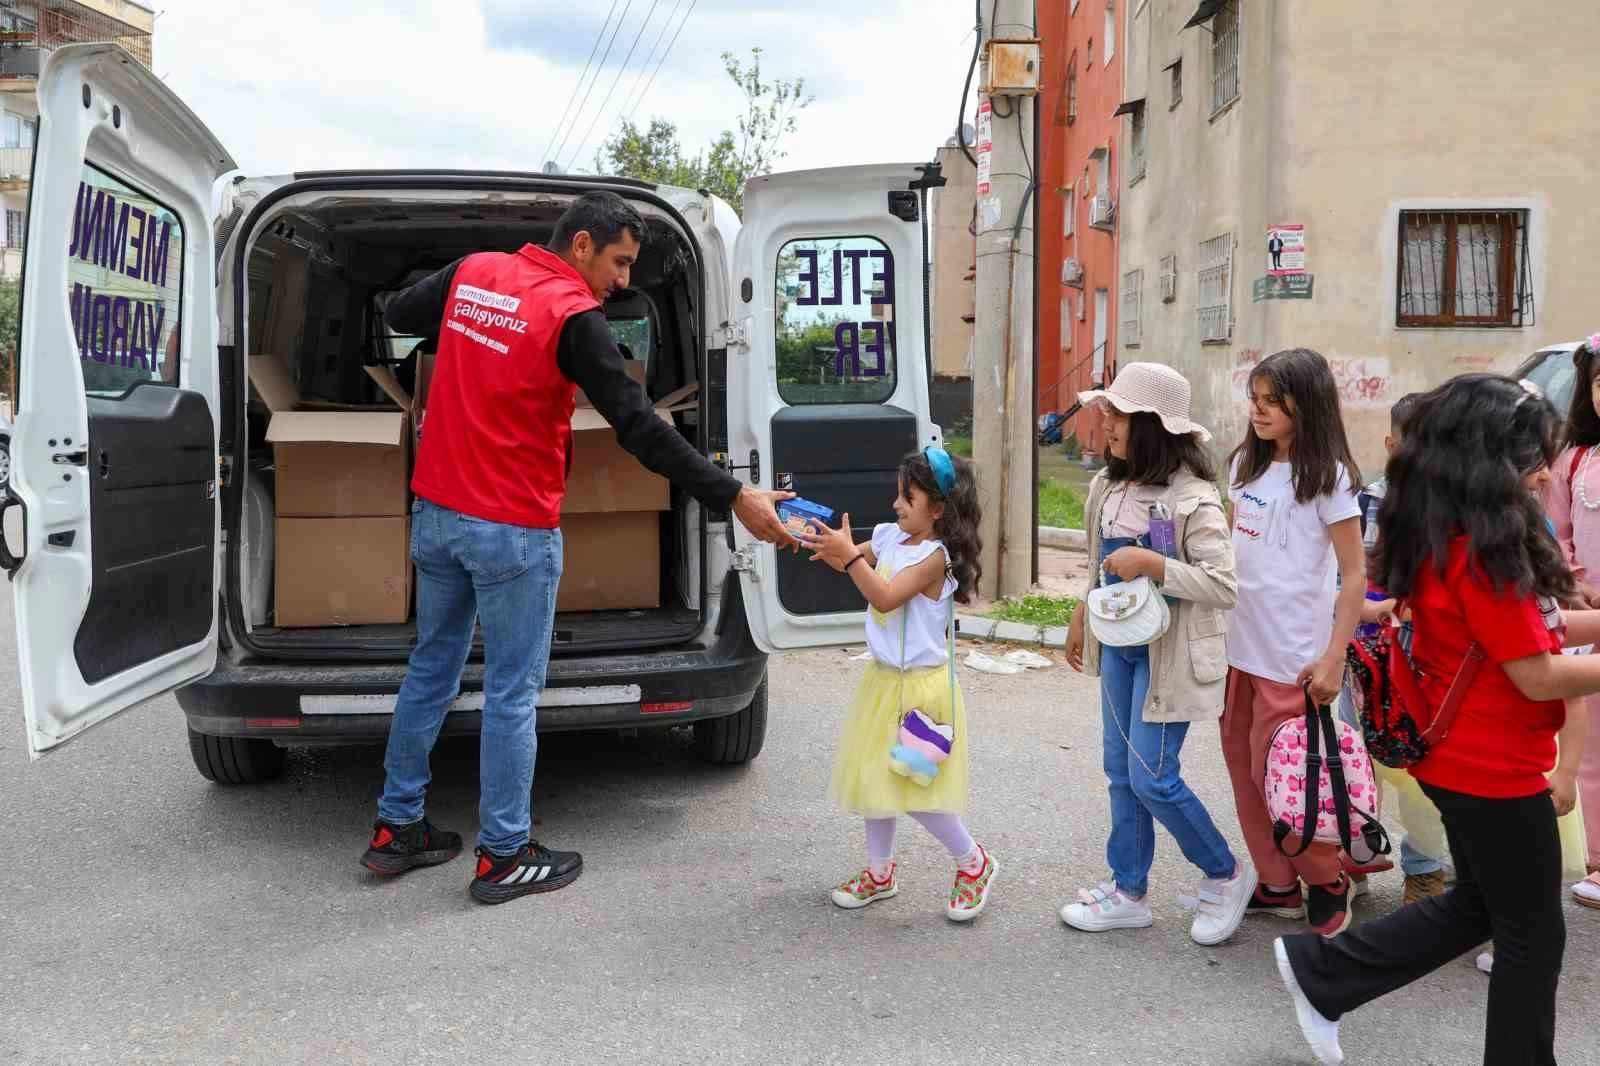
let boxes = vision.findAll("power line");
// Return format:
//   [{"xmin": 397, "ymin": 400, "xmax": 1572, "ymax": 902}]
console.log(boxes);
[
  {"xmin": 540, "ymin": 0, "xmax": 622, "ymax": 169},
  {"xmin": 551, "ymin": 0, "xmax": 637, "ymax": 169},
  {"xmin": 566, "ymin": 0, "xmax": 667, "ymax": 171},
  {"xmin": 606, "ymin": 0, "xmax": 683, "ymax": 141},
  {"xmin": 621, "ymin": 0, "xmax": 697, "ymax": 125}
]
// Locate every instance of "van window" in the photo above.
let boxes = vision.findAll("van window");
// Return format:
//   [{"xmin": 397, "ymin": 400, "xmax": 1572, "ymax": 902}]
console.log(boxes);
[
  {"xmin": 774, "ymin": 236, "xmax": 897, "ymax": 405},
  {"xmin": 607, "ymin": 316, "xmax": 652, "ymax": 375},
  {"xmin": 67, "ymin": 163, "xmax": 184, "ymax": 396}
]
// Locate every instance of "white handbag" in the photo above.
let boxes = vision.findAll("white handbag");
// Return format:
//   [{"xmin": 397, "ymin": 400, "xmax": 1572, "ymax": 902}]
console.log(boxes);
[{"xmin": 1086, "ymin": 571, "xmax": 1171, "ymax": 648}]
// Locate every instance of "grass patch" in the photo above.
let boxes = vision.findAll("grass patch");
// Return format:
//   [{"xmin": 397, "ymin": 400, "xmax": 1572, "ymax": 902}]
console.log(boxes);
[
  {"xmin": 1038, "ymin": 479, "xmax": 1084, "ymax": 529},
  {"xmin": 988, "ymin": 594, "xmax": 1077, "ymax": 628}
]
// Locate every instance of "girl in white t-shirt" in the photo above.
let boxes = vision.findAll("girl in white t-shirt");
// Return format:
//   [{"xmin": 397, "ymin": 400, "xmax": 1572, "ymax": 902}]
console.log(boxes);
[
  {"xmin": 1223, "ymin": 348, "xmax": 1368, "ymax": 940},
  {"xmin": 804, "ymin": 447, "xmax": 997, "ymax": 922}
]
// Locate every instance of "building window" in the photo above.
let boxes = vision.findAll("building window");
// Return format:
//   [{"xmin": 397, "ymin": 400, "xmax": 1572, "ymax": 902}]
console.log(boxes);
[
  {"xmin": 1121, "ymin": 269, "xmax": 1143, "ymax": 348},
  {"xmin": 1105, "ymin": 3, "xmax": 1116, "ymax": 64},
  {"xmin": 1211, "ymin": 0, "xmax": 1241, "ymax": 115},
  {"xmin": 1072, "ymin": 0, "xmax": 1080, "ymax": 11},
  {"xmin": 1067, "ymin": 60, "xmax": 1078, "ymax": 124},
  {"xmin": 1159, "ymin": 254, "xmax": 1178, "ymax": 302},
  {"xmin": 1197, "ymin": 233, "xmax": 1233, "ymax": 343},
  {"xmin": 1169, "ymin": 59, "xmax": 1183, "ymax": 108},
  {"xmin": 1087, "ymin": 38, "xmax": 1094, "ymax": 66},
  {"xmin": 1063, "ymin": 195, "xmax": 1076, "ymax": 237},
  {"xmin": 1128, "ymin": 107, "xmax": 1147, "ymax": 184},
  {"xmin": 5, "ymin": 209, "xmax": 23, "ymax": 250},
  {"xmin": 1397, "ymin": 210, "xmax": 1533, "ymax": 328},
  {"xmin": 1060, "ymin": 297, "xmax": 1073, "ymax": 351}
]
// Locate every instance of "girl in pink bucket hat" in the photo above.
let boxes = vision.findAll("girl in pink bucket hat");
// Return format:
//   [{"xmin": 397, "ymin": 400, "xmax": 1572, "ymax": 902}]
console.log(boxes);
[{"xmin": 1063, "ymin": 362, "xmax": 1257, "ymax": 947}]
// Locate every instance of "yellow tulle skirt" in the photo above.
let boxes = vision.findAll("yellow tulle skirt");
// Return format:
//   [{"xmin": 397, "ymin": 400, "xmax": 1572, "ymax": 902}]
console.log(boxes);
[{"xmin": 828, "ymin": 660, "xmax": 969, "ymax": 817}]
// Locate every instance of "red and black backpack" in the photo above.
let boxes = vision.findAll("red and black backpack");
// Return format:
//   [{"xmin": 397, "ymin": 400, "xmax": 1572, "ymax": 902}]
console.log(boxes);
[{"xmin": 1345, "ymin": 618, "xmax": 1483, "ymax": 770}]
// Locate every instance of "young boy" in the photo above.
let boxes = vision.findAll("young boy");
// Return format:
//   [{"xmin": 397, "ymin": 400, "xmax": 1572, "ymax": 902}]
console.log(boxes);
[{"xmin": 1342, "ymin": 393, "xmax": 1455, "ymax": 905}]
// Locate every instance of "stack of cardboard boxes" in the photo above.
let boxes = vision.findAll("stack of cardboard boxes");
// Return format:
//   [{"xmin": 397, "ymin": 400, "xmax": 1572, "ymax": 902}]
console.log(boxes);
[{"xmin": 250, "ymin": 353, "xmax": 689, "ymax": 626}]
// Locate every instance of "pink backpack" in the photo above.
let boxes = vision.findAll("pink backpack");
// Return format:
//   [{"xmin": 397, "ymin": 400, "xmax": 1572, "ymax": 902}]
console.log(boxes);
[{"xmin": 1265, "ymin": 688, "xmax": 1392, "ymax": 865}]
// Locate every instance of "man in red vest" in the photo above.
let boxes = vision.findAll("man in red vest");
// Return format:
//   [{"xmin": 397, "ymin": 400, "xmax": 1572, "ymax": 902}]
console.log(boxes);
[{"xmin": 359, "ymin": 191, "xmax": 793, "ymax": 904}]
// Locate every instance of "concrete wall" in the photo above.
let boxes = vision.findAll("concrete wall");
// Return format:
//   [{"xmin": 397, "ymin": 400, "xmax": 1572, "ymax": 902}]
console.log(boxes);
[
  {"xmin": 1121, "ymin": 0, "xmax": 1600, "ymax": 476},
  {"xmin": 930, "ymin": 145, "xmax": 976, "ymax": 382}
]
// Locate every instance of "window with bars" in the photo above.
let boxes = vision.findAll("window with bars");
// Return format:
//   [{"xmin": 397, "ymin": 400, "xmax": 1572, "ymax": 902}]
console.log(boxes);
[
  {"xmin": 1211, "ymin": 0, "xmax": 1240, "ymax": 115},
  {"xmin": 1128, "ymin": 106, "xmax": 1147, "ymax": 184},
  {"xmin": 1159, "ymin": 253, "xmax": 1177, "ymax": 302},
  {"xmin": 1122, "ymin": 269, "xmax": 1143, "ymax": 348},
  {"xmin": 1397, "ymin": 210, "xmax": 1533, "ymax": 328},
  {"xmin": 5, "ymin": 209, "xmax": 23, "ymax": 250},
  {"xmin": 1197, "ymin": 234, "xmax": 1233, "ymax": 342}
]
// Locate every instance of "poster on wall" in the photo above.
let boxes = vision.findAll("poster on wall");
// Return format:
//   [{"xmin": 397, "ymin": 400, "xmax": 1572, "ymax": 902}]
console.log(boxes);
[
  {"xmin": 975, "ymin": 100, "xmax": 993, "ymax": 196},
  {"xmin": 1266, "ymin": 223, "xmax": 1305, "ymax": 276}
]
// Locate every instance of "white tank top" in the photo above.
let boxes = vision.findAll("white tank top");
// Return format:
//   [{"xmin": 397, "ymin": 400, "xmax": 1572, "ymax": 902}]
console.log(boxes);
[{"xmin": 864, "ymin": 523, "xmax": 958, "ymax": 670}]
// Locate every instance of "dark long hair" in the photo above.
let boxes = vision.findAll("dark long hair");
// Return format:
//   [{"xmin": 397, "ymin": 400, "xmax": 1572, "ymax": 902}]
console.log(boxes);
[
  {"xmin": 1230, "ymin": 348, "xmax": 1362, "ymax": 503},
  {"xmin": 1106, "ymin": 411, "xmax": 1216, "ymax": 486},
  {"xmin": 900, "ymin": 450, "xmax": 982, "ymax": 605},
  {"xmin": 1374, "ymin": 374, "xmax": 1572, "ymax": 601},
  {"xmin": 1564, "ymin": 343, "xmax": 1600, "ymax": 449}
]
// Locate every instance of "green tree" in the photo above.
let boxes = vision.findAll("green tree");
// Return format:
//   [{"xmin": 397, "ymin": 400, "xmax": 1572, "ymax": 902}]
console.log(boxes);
[
  {"xmin": 0, "ymin": 277, "xmax": 17, "ymax": 400},
  {"xmin": 598, "ymin": 47, "xmax": 813, "ymax": 214}
]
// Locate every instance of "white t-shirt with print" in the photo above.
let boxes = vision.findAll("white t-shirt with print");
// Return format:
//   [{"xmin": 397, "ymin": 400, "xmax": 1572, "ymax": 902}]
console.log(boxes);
[
  {"xmin": 1227, "ymin": 460, "xmax": 1361, "ymax": 684},
  {"xmin": 864, "ymin": 522, "xmax": 958, "ymax": 670}
]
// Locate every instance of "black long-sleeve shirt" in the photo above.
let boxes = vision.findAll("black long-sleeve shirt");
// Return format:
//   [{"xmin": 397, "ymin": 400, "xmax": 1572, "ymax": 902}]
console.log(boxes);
[{"xmin": 385, "ymin": 256, "xmax": 742, "ymax": 513}]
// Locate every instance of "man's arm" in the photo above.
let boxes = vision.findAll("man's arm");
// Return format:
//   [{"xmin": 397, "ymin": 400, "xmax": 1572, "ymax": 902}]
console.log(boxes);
[
  {"xmin": 557, "ymin": 311, "xmax": 795, "ymax": 544},
  {"xmin": 383, "ymin": 256, "xmax": 468, "ymax": 340}
]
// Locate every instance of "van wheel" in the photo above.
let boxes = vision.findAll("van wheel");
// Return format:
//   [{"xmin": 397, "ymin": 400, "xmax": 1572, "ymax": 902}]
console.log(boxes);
[
  {"xmin": 187, "ymin": 728, "xmax": 287, "ymax": 785},
  {"xmin": 694, "ymin": 680, "xmax": 768, "ymax": 765}
]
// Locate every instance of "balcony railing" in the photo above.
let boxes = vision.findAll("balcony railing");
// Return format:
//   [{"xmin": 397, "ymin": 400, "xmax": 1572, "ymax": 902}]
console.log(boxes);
[
  {"xmin": 0, "ymin": 145, "xmax": 30, "ymax": 181},
  {"xmin": 0, "ymin": 1, "xmax": 153, "ymax": 68}
]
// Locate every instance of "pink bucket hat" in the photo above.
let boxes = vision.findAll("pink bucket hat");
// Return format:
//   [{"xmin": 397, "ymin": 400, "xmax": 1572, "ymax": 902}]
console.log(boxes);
[{"xmin": 1078, "ymin": 362, "xmax": 1211, "ymax": 443}]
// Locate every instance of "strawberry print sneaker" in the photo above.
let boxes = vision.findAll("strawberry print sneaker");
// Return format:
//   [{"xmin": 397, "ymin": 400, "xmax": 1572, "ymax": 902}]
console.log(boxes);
[
  {"xmin": 831, "ymin": 864, "xmax": 899, "ymax": 909},
  {"xmin": 946, "ymin": 845, "xmax": 998, "ymax": 922}
]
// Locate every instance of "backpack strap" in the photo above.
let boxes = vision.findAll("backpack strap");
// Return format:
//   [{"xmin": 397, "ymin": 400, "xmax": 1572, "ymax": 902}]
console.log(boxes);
[
  {"xmin": 1423, "ymin": 639, "xmax": 1487, "ymax": 746},
  {"xmin": 1571, "ymin": 445, "xmax": 1589, "ymax": 489}
]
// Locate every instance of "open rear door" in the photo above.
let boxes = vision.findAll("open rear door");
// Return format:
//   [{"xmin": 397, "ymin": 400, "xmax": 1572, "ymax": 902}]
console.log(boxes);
[
  {"xmin": 731, "ymin": 164, "xmax": 939, "ymax": 651},
  {"xmin": 5, "ymin": 44, "xmax": 234, "ymax": 755}
]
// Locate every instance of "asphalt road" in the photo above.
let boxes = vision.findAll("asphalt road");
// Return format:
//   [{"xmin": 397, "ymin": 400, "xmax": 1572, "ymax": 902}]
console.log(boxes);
[{"xmin": 2, "ymin": 603, "xmax": 1597, "ymax": 1064}]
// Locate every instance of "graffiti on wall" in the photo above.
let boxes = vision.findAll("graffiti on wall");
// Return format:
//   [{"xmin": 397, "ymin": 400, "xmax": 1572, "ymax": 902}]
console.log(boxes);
[
  {"xmin": 1230, "ymin": 348, "xmax": 1263, "ymax": 401},
  {"xmin": 1330, "ymin": 357, "xmax": 1393, "ymax": 408}
]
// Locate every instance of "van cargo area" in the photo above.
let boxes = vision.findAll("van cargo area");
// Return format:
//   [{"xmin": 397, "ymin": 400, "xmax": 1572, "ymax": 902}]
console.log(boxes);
[{"xmin": 233, "ymin": 189, "xmax": 711, "ymax": 658}]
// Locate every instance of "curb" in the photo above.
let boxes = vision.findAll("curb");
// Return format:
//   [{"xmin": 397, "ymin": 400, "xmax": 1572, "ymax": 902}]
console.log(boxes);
[
  {"xmin": 956, "ymin": 613, "xmax": 1068, "ymax": 649},
  {"xmin": 1039, "ymin": 526, "xmax": 1087, "ymax": 550}
]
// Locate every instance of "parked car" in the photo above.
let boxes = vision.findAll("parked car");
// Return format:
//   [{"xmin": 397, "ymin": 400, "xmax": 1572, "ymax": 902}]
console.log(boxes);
[
  {"xmin": 5, "ymin": 44, "xmax": 947, "ymax": 781},
  {"xmin": 1515, "ymin": 342, "xmax": 1583, "ymax": 418}
]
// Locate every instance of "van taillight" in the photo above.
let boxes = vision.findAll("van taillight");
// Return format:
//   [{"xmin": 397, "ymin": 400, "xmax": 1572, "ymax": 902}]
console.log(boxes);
[
  {"xmin": 245, "ymin": 717, "xmax": 302, "ymax": 729},
  {"xmin": 641, "ymin": 701, "xmax": 693, "ymax": 714}
]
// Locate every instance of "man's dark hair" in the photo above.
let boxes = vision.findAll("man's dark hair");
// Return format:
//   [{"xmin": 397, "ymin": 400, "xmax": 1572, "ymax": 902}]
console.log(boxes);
[
  {"xmin": 1390, "ymin": 392, "xmax": 1422, "ymax": 435},
  {"xmin": 549, "ymin": 191, "xmax": 645, "ymax": 255}
]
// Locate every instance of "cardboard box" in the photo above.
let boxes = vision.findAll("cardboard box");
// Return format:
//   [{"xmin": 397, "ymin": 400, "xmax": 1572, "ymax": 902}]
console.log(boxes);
[
  {"xmin": 557, "ymin": 511, "xmax": 660, "ymax": 612},
  {"xmin": 275, "ymin": 516, "xmax": 412, "ymax": 627},
  {"xmin": 249, "ymin": 355, "xmax": 414, "ymax": 517},
  {"xmin": 561, "ymin": 370, "xmax": 698, "ymax": 516}
]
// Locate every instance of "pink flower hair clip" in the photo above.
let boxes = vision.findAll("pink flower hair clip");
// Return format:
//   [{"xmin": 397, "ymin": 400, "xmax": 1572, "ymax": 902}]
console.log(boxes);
[{"xmin": 1588, "ymin": 332, "xmax": 1600, "ymax": 353}]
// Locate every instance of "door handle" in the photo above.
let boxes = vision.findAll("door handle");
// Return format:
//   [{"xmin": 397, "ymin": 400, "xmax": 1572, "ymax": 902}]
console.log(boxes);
[{"xmin": 51, "ymin": 450, "xmax": 87, "ymax": 466}]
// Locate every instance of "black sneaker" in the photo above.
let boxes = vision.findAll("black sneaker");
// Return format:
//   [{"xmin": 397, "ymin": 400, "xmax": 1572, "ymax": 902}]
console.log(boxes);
[
  {"xmin": 469, "ymin": 841, "xmax": 583, "ymax": 904},
  {"xmin": 361, "ymin": 818, "xmax": 463, "ymax": 877},
  {"xmin": 1307, "ymin": 875, "xmax": 1356, "ymax": 939},
  {"xmin": 1247, "ymin": 883, "xmax": 1306, "ymax": 919}
]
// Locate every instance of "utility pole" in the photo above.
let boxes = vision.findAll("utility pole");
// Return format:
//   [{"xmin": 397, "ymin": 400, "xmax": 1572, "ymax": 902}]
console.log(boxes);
[{"xmin": 971, "ymin": 2, "xmax": 1038, "ymax": 602}]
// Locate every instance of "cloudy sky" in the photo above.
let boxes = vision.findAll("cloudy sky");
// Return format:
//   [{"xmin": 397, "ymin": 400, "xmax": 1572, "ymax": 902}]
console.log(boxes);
[{"xmin": 149, "ymin": 0, "xmax": 977, "ymax": 180}]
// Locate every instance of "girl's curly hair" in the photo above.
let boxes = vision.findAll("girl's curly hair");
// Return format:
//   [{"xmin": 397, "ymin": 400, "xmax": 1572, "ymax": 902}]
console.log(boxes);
[{"xmin": 900, "ymin": 450, "xmax": 982, "ymax": 605}]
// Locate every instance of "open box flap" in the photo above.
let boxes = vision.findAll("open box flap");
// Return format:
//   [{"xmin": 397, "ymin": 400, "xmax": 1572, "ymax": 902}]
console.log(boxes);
[{"xmin": 266, "ymin": 410, "xmax": 408, "ymax": 447}]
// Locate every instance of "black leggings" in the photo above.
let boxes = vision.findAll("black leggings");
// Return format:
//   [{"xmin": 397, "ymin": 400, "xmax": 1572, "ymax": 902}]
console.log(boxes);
[{"xmin": 1283, "ymin": 782, "xmax": 1566, "ymax": 1066}]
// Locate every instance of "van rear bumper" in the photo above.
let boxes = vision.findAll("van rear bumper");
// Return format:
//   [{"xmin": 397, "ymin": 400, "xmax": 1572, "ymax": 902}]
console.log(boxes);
[{"xmin": 179, "ymin": 583, "xmax": 766, "ymax": 742}]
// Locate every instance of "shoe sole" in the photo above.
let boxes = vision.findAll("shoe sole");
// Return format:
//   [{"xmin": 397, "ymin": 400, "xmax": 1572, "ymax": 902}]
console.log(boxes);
[
  {"xmin": 946, "ymin": 859, "xmax": 998, "ymax": 923},
  {"xmin": 1274, "ymin": 938, "xmax": 1344, "ymax": 1065},
  {"xmin": 361, "ymin": 845, "xmax": 462, "ymax": 877},
  {"xmin": 1060, "ymin": 899, "xmax": 1153, "ymax": 932},
  {"xmin": 1249, "ymin": 904, "xmax": 1308, "ymax": 919},
  {"xmin": 1575, "ymin": 894, "xmax": 1600, "ymax": 911},
  {"xmin": 469, "ymin": 862, "xmax": 583, "ymax": 904},
  {"xmin": 830, "ymin": 886, "xmax": 899, "ymax": 910},
  {"xmin": 1311, "ymin": 882, "xmax": 1357, "ymax": 939},
  {"xmin": 1191, "ymin": 864, "xmax": 1259, "ymax": 946}
]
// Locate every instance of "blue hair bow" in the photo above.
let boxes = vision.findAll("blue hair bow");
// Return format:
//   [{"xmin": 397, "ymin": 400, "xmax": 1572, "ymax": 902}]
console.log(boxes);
[{"xmin": 924, "ymin": 445, "xmax": 957, "ymax": 497}]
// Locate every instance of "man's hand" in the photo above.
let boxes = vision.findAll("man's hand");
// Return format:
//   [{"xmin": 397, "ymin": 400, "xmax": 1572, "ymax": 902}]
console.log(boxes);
[
  {"xmin": 1297, "ymin": 654, "xmax": 1346, "ymax": 707},
  {"xmin": 806, "ymin": 513, "xmax": 860, "ymax": 572},
  {"xmin": 731, "ymin": 486, "xmax": 800, "ymax": 551}
]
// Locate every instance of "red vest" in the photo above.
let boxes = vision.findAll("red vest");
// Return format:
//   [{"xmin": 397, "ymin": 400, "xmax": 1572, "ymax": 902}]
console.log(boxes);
[{"xmin": 410, "ymin": 245, "xmax": 600, "ymax": 528}]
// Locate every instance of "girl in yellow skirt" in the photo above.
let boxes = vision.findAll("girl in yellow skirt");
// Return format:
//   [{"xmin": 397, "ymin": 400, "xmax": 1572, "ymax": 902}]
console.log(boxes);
[{"xmin": 804, "ymin": 446, "xmax": 996, "ymax": 921}]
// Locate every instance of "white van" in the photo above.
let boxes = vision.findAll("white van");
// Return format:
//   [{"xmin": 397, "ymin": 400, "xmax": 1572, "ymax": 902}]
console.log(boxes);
[{"xmin": 5, "ymin": 44, "xmax": 947, "ymax": 780}]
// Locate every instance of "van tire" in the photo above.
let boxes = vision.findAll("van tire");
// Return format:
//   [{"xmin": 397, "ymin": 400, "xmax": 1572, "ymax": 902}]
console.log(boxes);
[
  {"xmin": 187, "ymin": 728, "xmax": 287, "ymax": 785},
  {"xmin": 694, "ymin": 679, "xmax": 768, "ymax": 765}
]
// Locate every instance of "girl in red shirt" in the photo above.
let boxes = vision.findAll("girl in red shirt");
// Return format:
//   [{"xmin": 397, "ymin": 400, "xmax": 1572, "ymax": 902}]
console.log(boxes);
[{"xmin": 1273, "ymin": 375, "xmax": 1596, "ymax": 1066}]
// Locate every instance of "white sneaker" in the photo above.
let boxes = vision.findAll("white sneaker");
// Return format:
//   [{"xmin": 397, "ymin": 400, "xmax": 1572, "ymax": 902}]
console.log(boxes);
[
  {"xmin": 1476, "ymin": 950, "xmax": 1494, "ymax": 975},
  {"xmin": 1186, "ymin": 862, "xmax": 1259, "ymax": 946},
  {"xmin": 1060, "ymin": 881, "xmax": 1153, "ymax": 932},
  {"xmin": 1572, "ymin": 872, "xmax": 1600, "ymax": 910},
  {"xmin": 1274, "ymin": 938, "xmax": 1344, "ymax": 1065}
]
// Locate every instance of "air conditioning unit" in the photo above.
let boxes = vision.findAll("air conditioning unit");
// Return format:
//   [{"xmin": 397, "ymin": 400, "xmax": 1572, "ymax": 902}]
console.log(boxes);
[
  {"xmin": 1090, "ymin": 196, "xmax": 1116, "ymax": 228},
  {"xmin": 1061, "ymin": 257, "xmax": 1085, "ymax": 287}
]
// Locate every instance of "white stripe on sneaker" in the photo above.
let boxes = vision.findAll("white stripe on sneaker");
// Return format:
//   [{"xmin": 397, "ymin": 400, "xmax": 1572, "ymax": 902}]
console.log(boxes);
[{"xmin": 534, "ymin": 866, "xmax": 551, "ymax": 882}]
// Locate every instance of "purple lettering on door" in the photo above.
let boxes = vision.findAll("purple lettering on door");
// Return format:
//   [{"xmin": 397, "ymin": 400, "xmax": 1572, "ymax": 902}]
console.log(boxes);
[
  {"xmin": 820, "ymin": 249, "xmax": 844, "ymax": 306},
  {"xmin": 869, "ymin": 250, "xmax": 894, "ymax": 305},
  {"xmin": 794, "ymin": 248, "xmax": 819, "ymax": 306},
  {"xmin": 834, "ymin": 322, "xmax": 859, "ymax": 378},
  {"xmin": 860, "ymin": 321, "xmax": 886, "ymax": 377}
]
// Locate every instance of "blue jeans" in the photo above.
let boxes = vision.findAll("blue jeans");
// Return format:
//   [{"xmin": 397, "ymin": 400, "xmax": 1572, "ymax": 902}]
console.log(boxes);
[
  {"xmin": 1098, "ymin": 536, "xmax": 1236, "ymax": 895},
  {"xmin": 378, "ymin": 499, "xmax": 563, "ymax": 855}
]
